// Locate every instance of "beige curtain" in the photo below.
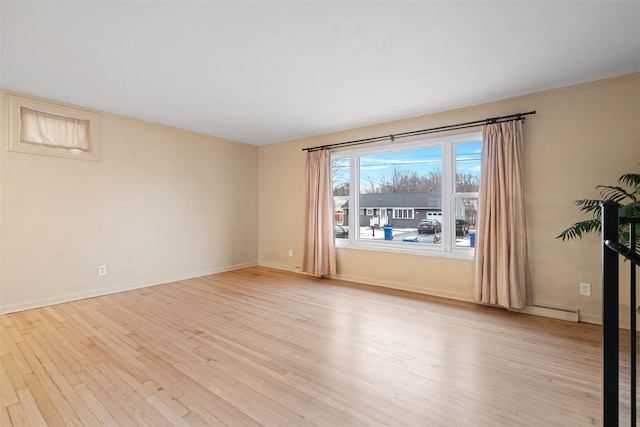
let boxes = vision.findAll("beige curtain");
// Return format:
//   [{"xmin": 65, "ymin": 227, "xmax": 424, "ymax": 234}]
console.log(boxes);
[
  {"xmin": 302, "ymin": 150, "xmax": 336, "ymax": 277},
  {"xmin": 20, "ymin": 107, "xmax": 90, "ymax": 151},
  {"xmin": 473, "ymin": 120, "xmax": 531, "ymax": 309}
]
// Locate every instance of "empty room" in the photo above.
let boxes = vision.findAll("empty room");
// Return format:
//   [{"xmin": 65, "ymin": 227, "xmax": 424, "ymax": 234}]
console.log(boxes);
[{"xmin": 1, "ymin": 1, "xmax": 639, "ymax": 426}]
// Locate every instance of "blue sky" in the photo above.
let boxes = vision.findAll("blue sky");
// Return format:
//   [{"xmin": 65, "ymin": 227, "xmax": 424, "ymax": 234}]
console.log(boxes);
[
  {"xmin": 332, "ymin": 141, "xmax": 482, "ymax": 193},
  {"xmin": 360, "ymin": 147, "xmax": 442, "ymax": 186}
]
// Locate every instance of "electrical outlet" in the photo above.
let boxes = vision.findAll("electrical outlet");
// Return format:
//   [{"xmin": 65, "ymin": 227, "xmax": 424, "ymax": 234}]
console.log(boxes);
[
  {"xmin": 580, "ymin": 282, "xmax": 591, "ymax": 296},
  {"xmin": 288, "ymin": 249, "xmax": 293, "ymax": 257},
  {"xmin": 98, "ymin": 265, "xmax": 107, "ymax": 276}
]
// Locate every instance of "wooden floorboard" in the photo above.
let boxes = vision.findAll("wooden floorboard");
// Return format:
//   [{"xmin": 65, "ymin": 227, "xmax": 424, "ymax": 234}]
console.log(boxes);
[{"xmin": 0, "ymin": 266, "xmax": 635, "ymax": 426}]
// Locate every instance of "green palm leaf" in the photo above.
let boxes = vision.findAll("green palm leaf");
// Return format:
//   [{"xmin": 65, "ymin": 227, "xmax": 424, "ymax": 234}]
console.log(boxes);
[
  {"xmin": 556, "ymin": 219, "xmax": 601, "ymax": 241},
  {"xmin": 575, "ymin": 199, "xmax": 604, "ymax": 216},
  {"xmin": 558, "ymin": 171, "xmax": 640, "ymax": 247},
  {"xmin": 596, "ymin": 185, "xmax": 636, "ymax": 203},
  {"xmin": 618, "ymin": 173, "xmax": 640, "ymax": 190}
]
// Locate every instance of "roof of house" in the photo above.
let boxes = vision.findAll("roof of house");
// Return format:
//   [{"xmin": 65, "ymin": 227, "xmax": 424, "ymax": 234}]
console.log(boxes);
[{"xmin": 343, "ymin": 192, "xmax": 442, "ymax": 210}]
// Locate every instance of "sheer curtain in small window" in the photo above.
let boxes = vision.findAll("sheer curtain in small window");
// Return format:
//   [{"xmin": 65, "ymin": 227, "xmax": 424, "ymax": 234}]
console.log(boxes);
[{"xmin": 20, "ymin": 107, "xmax": 90, "ymax": 151}]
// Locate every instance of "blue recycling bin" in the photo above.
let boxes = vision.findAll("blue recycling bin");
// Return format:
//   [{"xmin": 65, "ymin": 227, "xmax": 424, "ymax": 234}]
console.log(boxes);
[
  {"xmin": 384, "ymin": 227, "xmax": 393, "ymax": 240},
  {"xmin": 469, "ymin": 230, "xmax": 476, "ymax": 247}
]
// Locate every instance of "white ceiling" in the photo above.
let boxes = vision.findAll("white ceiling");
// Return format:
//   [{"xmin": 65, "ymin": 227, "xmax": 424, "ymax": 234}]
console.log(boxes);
[{"xmin": 1, "ymin": 1, "xmax": 639, "ymax": 146}]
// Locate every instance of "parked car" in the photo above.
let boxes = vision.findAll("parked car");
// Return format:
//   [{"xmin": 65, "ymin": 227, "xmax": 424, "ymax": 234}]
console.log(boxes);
[
  {"xmin": 417, "ymin": 219, "xmax": 441, "ymax": 234},
  {"xmin": 335, "ymin": 224, "xmax": 348, "ymax": 238},
  {"xmin": 456, "ymin": 219, "xmax": 469, "ymax": 235}
]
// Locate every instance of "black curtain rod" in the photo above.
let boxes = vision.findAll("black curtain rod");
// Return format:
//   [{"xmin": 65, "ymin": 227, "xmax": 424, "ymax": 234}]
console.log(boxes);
[{"xmin": 302, "ymin": 111, "xmax": 536, "ymax": 152}]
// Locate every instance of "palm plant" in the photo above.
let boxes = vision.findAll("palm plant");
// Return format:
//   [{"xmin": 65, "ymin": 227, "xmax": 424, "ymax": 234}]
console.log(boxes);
[{"xmin": 557, "ymin": 173, "xmax": 640, "ymax": 249}]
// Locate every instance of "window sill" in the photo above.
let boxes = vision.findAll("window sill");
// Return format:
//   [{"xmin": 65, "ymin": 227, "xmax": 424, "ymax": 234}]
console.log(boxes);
[{"xmin": 335, "ymin": 239, "xmax": 475, "ymax": 261}]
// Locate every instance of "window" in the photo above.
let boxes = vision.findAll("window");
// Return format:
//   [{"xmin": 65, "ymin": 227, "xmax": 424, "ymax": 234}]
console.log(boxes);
[
  {"xmin": 332, "ymin": 157, "xmax": 350, "ymax": 239},
  {"xmin": 393, "ymin": 208, "xmax": 414, "ymax": 219},
  {"xmin": 332, "ymin": 132, "xmax": 481, "ymax": 259},
  {"xmin": 454, "ymin": 141, "xmax": 481, "ymax": 248},
  {"xmin": 6, "ymin": 93, "xmax": 100, "ymax": 161}
]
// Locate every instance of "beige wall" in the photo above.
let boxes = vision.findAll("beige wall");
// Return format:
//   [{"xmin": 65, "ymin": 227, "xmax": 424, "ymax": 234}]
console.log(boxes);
[
  {"xmin": 0, "ymin": 90, "xmax": 259, "ymax": 313},
  {"xmin": 2, "ymin": 75, "xmax": 638, "ymax": 323},
  {"xmin": 258, "ymin": 74, "xmax": 640, "ymax": 325}
]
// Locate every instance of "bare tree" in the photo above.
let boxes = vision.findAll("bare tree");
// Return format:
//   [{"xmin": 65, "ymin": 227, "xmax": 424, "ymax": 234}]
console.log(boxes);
[
  {"xmin": 456, "ymin": 172, "xmax": 479, "ymax": 193},
  {"xmin": 332, "ymin": 159, "xmax": 350, "ymax": 196},
  {"xmin": 361, "ymin": 175, "xmax": 379, "ymax": 194},
  {"xmin": 379, "ymin": 168, "xmax": 416, "ymax": 193},
  {"xmin": 333, "ymin": 182, "xmax": 350, "ymax": 196},
  {"xmin": 372, "ymin": 168, "xmax": 442, "ymax": 193},
  {"xmin": 425, "ymin": 170, "xmax": 442, "ymax": 192},
  {"xmin": 335, "ymin": 161, "xmax": 480, "ymax": 196}
]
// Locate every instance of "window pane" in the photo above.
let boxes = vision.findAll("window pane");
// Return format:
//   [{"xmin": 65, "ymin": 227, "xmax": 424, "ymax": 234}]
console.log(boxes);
[
  {"xmin": 455, "ymin": 141, "xmax": 482, "ymax": 193},
  {"xmin": 358, "ymin": 147, "xmax": 442, "ymax": 244},
  {"xmin": 332, "ymin": 158, "xmax": 350, "ymax": 239},
  {"xmin": 454, "ymin": 197, "xmax": 478, "ymax": 247}
]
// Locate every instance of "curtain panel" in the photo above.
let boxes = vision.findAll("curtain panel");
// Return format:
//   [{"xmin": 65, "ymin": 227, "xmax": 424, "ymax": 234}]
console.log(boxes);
[
  {"xmin": 20, "ymin": 107, "xmax": 90, "ymax": 151},
  {"xmin": 302, "ymin": 150, "xmax": 336, "ymax": 277},
  {"xmin": 473, "ymin": 120, "xmax": 531, "ymax": 309}
]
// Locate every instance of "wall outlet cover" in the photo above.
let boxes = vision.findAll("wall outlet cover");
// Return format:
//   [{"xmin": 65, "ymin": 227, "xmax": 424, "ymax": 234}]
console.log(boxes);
[{"xmin": 580, "ymin": 282, "xmax": 591, "ymax": 296}]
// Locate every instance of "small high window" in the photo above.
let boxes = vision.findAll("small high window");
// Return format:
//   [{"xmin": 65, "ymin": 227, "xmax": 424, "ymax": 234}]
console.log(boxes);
[{"xmin": 7, "ymin": 93, "xmax": 100, "ymax": 161}]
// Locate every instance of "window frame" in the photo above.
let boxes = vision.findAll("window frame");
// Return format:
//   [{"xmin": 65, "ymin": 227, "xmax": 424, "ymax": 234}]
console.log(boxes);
[
  {"xmin": 392, "ymin": 208, "xmax": 414, "ymax": 220},
  {"xmin": 332, "ymin": 131, "xmax": 481, "ymax": 260},
  {"xmin": 6, "ymin": 93, "xmax": 101, "ymax": 161}
]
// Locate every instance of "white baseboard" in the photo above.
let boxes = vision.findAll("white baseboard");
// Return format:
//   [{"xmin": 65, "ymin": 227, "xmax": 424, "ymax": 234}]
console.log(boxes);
[
  {"xmin": 255, "ymin": 264, "xmax": 472, "ymax": 301},
  {"xmin": 578, "ymin": 312, "xmax": 601, "ymax": 325},
  {"xmin": 511, "ymin": 304, "xmax": 580, "ymax": 323},
  {"xmin": 5, "ymin": 260, "xmax": 606, "ymax": 327},
  {"xmin": 257, "ymin": 261, "xmax": 300, "ymax": 273},
  {"xmin": 333, "ymin": 272, "xmax": 473, "ymax": 303},
  {"xmin": 0, "ymin": 261, "xmax": 257, "ymax": 315},
  {"xmin": 259, "ymin": 265, "xmax": 588, "ymax": 324}
]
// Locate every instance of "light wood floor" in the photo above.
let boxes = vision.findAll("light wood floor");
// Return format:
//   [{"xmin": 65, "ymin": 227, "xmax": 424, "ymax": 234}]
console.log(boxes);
[{"xmin": 0, "ymin": 266, "xmax": 635, "ymax": 426}]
